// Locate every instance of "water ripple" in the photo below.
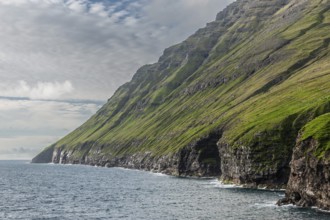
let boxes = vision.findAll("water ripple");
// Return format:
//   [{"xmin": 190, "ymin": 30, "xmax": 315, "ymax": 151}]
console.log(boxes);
[{"xmin": 0, "ymin": 161, "xmax": 329, "ymax": 220}]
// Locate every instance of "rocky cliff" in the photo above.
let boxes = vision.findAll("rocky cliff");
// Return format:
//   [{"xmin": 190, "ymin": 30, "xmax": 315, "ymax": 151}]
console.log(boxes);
[
  {"xmin": 278, "ymin": 113, "xmax": 330, "ymax": 209},
  {"xmin": 33, "ymin": 0, "xmax": 330, "ymax": 210}
]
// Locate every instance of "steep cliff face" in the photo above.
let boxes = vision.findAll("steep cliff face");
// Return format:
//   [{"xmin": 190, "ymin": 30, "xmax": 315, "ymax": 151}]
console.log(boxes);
[
  {"xmin": 279, "ymin": 113, "xmax": 330, "ymax": 209},
  {"xmin": 285, "ymin": 138, "xmax": 330, "ymax": 209},
  {"xmin": 33, "ymin": 0, "xmax": 330, "ymax": 209},
  {"xmin": 31, "ymin": 145, "xmax": 55, "ymax": 164}
]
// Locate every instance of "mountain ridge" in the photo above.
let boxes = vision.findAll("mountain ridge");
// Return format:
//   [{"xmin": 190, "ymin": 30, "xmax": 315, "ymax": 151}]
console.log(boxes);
[{"xmin": 33, "ymin": 0, "xmax": 330, "ymax": 210}]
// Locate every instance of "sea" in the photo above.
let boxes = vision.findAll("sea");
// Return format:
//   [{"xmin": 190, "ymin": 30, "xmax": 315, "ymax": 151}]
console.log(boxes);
[{"xmin": 0, "ymin": 161, "xmax": 329, "ymax": 220}]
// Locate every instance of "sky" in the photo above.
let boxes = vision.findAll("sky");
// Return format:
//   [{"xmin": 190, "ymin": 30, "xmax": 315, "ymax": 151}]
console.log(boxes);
[{"xmin": 0, "ymin": 0, "xmax": 233, "ymax": 160}]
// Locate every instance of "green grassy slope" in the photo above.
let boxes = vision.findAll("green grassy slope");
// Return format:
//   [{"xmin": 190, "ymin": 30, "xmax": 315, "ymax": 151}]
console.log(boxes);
[
  {"xmin": 301, "ymin": 113, "xmax": 330, "ymax": 159},
  {"xmin": 35, "ymin": 0, "xmax": 330, "ymax": 163}
]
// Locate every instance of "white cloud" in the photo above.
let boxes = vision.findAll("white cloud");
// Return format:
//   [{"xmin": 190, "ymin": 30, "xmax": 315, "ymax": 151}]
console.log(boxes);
[
  {"xmin": 0, "ymin": 80, "xmax": 74, "ymax": 99},
  {"xmin": 89, "ymin": 2, "xmax": 108, "ymax": 17},
  {"xmin": 66, "ymin": 0, "xmax": 87, "ymax": 13}
]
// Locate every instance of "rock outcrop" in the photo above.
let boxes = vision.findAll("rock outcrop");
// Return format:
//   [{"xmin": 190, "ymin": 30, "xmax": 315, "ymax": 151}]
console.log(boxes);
[
  {"xmin": 278, "ymin": 114, "xmax": 330, "ymax": 209},
  {"xmin": 35, "ymin": 132, "xmax": 222, "ymax": 177},
  {"xmin": 279, "ymin": 137, "xmax": 330, "ymax": 209},
  {"xmin": 31, "ymin": 145, "xmax": 55, "ymax": 163}
]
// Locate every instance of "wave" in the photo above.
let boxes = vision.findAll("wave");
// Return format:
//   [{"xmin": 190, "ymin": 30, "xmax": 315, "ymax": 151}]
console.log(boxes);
[
  {"xmin": 208, "ymin": 179, "xmax": 243, "ymax": 189},
  {"xmin": 312, "ymin": 206, "xmax": 330, "ymax": 214},
  {"xmin": 151, "ymin": 172, "xmax": 169, "ymax": 177}
]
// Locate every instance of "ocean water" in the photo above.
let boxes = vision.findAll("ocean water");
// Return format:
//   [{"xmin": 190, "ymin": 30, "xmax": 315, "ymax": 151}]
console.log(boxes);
[{"xmin": 0, "ymin": 161, "xmax": 329, "ymax": 220}]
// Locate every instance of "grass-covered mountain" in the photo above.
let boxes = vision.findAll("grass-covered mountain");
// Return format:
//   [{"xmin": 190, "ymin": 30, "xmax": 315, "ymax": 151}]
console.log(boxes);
[{"xmin": 33, "ymin": 0, "xmax": 330, "ymax": 209}]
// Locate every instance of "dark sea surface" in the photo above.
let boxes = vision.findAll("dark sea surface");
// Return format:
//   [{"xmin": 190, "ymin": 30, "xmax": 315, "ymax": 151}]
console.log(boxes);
[{"xmin": 0, "ymin": 161, "xmax": 329, "ymax": 220}]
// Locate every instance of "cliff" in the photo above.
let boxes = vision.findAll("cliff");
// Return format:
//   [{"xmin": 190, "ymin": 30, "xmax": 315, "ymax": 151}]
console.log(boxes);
[
  {"xmin": 33, "ymin": 0, "xmax": 330, "ymax": 210},
  {"xmin": 278, "ymin": 113, "xmax": 330, "ymax": 209}
]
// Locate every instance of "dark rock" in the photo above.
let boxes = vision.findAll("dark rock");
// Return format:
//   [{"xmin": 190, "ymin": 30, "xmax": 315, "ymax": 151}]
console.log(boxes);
[
  {"xmin": 279, "ymin": 135, "xmax": 330, "ymax": 209},
  {"xmin": 34, "ymin": 132, "xmax": 222, "ymax": 177},
  {"xmin": 31, "ymin": 145, "xmax": 55, "ymax": 163}
]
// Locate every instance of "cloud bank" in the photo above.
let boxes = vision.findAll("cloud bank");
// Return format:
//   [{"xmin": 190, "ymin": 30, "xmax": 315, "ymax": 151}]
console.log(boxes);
[{"xmin": 0, "ymin": 80, "xmax": 73, "ymax": 100}]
